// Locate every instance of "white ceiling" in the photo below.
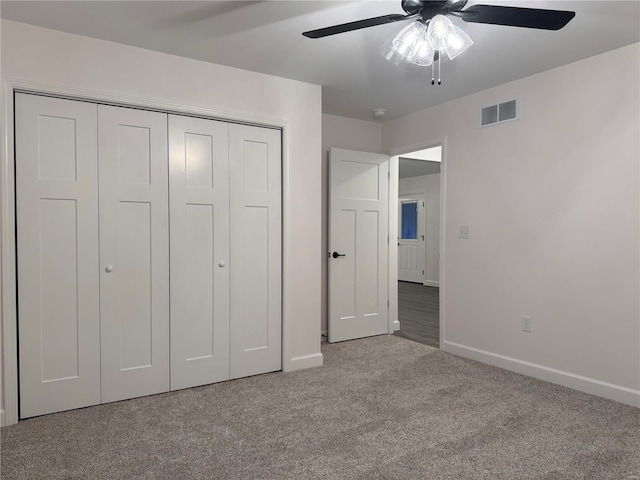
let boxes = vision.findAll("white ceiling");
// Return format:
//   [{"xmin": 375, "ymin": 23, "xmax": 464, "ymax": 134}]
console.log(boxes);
[
  {"xmin": 2, "ymin": 1, "xmax": 638, "ymax": 121},
  {"xmin": 399, "ymin": 159, "xmax": 441, "ymax": 178},
  {"xmin": 400, "ymin": 146, "xmax": 442, "ymax": 178}
]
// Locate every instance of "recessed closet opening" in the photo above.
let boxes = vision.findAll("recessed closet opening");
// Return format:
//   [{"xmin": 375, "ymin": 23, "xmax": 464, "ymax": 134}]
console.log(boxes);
[{"xmin": 14, "ymin": 91, "xmax": 284, "ymax": 419}]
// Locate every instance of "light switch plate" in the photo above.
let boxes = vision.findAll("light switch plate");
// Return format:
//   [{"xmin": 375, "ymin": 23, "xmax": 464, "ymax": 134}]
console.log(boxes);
[{"xmin": 458, "ymin": 225, "xmax": 470, "ymax": 239}]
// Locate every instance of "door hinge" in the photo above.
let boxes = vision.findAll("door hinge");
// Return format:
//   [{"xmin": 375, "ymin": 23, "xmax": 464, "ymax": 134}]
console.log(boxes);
[
  {"xmin": 423, "ymin": 202, "xmax": 425, "ymax": 207},
  {"xmin": 387, "ymin": 299, "xmax": 389, "ymax": 307},
  {"xmin": 422, "ymin": 270, "xmax": 425, "ymax": 275}
]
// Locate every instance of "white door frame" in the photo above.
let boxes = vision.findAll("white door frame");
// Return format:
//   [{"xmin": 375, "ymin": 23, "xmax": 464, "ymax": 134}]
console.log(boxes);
[
  {"xmin": 387, "ymin": 138, "xmax": 447, "ymax": 344},
  {"xmin": 0, "ymin": 78, "xmax": 292, "ymax": 426}
]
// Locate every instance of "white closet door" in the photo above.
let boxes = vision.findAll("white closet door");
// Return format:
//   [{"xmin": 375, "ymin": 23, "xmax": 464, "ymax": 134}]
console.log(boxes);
[
  {"xmin": 229, "ymin": 124, "xmax": 282, "ymax": 379},
  {"xmin": 98, "ymin": 105, "xmax": 170, "ymax": 403},
  {"xmin": 16, "ymin": 94, "xmax": 101, "ymax": 418},
  {"xmin": 169, "ymin": 115, "xmax": 230, "ymax": 390}
]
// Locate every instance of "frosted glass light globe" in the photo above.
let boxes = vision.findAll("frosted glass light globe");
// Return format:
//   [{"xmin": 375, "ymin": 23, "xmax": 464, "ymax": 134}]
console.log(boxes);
[
  {"xmin": 444, "ymin": 25, "xmax": 473, "ymax": 60},
  {"xmin": 427, "ymin": 14, "xmax": 455, "ymax": 50},
  {"xmin": 408, "ymin": 38, "xmax": 435, "ymax": 66},
  {"xmin": 392, "ymin": 20, "xmax": 427, "ymax": 55}
]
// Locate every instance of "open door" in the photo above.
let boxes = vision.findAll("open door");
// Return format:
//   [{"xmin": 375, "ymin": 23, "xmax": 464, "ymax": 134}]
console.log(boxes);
[{"xmin": 328, "ymin": 148, "xmax": 389, "ymax": 343}]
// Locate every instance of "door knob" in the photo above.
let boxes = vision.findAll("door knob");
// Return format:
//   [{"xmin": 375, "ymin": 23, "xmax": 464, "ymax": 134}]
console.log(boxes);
[
  {"xmin": 332, "ymin": 252, "xmax": 346, "ymax": 259},
  {"xmin": 105, "ymin": 265, "xmax": 114, "ymax": 273},
  {"xmin": 218, "ymin": 261, "xmax": 225, "ymax": 268}
]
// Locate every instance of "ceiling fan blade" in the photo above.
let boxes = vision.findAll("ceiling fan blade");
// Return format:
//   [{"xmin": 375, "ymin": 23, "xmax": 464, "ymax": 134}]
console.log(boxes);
[
  {"xmin": 460, "ymin": 5, "xmax": 575, "ymax": 30},
  {"xmin": 303, "ymin": 14, "xmax": 412, "ymax": 38}
]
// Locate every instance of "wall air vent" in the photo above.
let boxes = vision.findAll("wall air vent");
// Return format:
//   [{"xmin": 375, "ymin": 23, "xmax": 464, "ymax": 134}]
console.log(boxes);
[
  {"xmin": 481, "ymin": 105, "xmax": 498, "ymax": 126},
  {"xmin": 481, "ymin": 99, "xmax": 518, "ymax": 127}
]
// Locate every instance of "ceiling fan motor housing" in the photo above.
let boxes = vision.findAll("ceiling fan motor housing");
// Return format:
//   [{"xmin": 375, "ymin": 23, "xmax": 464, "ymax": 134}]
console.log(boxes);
[{"xmin": 402, "ymin": 0, "xmax": 468, "ymax": 18}]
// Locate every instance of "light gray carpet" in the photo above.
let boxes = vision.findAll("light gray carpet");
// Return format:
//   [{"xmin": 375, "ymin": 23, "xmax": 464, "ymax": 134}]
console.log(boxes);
[{"xmin": 2, "ymin": 335, "xmax": 639, "ymax": 479}]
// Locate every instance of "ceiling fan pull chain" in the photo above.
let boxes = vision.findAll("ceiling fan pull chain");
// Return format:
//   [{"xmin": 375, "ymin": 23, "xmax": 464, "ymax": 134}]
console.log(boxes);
[
  {"xmin": 431, "ymin": 61, "xmax": 435, "ymax": 85},
  {"xmin": 438, "ymin": 52, "xmax": 442, "ymax": 85}
]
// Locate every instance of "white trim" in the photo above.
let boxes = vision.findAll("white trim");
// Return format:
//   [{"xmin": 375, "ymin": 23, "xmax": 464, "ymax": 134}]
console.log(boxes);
[
  {"xmin": 438, "ymin": 138, "xmax": 448, "ymax": 348},
  {"xmin": 288, "ymin": 353, "xmax": 324, "ymax": 371},
  {"xmin": 10, "ymin": 79, "xmax": 286, "ymax": 129},
  {"xmin": 1, "ymin": 78, "xmax": 297, "ymax": 425},
  {"xmin": 281, "ymin": 124, "xmax": 294, "ymax": 373},
  {"xmin": 1, "ymin": 409, "xmax": 5, "ymax": 427},
  {"xmin": 1, "ymin": 80, "xmax": 19, "ymax": 427},
  {"xmin": 388, "ymin": 155, "xmax": 399, "ymax": 334},
  {"xmin": 387, "ymin": 137, "xmax": 447, "ymax": 346},
  {"xmin": 442, "ymin": 341, "xmax": 640, "ymax": 408},
  {"xmin": 423, "ymin": 281, "xmax": 440, "ymax": 288}
]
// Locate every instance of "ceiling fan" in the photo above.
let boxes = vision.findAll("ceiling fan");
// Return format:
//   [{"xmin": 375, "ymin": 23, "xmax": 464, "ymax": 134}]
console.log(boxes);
[
  {"xmin": 302, "ymin": 0, "xmax": 576, "ymax": 39},
  {"xmin": 303, "ymin": 0, "xmax": 575, "ymax": 85}
]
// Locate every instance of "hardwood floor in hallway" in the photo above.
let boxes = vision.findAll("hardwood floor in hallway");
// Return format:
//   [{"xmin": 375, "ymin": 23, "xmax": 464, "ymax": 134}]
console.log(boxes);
[{"xmin": 394, "ymin": 281, "xmax": 439, "ymax": 348}]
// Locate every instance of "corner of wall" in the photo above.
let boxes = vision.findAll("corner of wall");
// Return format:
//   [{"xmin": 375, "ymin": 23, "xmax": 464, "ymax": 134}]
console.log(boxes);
[{"xmin": 288, "ymin": 352, "xmax": 324, "ymax": 372}]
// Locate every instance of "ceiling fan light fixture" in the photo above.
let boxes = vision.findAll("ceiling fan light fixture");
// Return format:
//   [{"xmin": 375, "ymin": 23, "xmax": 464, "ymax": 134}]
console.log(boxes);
[
  {"xmin": 426, "ymin": 14, "xmax": 455, "ymax": 50},
  {"xmin": 382, "ymin": 20, "xmax": 430, "ymax": 66},
  {"xmin": 381, "ymin": 11, "xmax": 475, "ymax": 81},
  {"xmin": 407, "ymin": 38, "xmax": 435, "ymax": 66},
  {"xmin": 391, "ymin": 20, "xmax": 426, "ymax": 55},
  {"xmin": 305, "ymin": 0, "xmax": 575, "ymax": 85},
  {"xmin": 443, "ymin": 25, "xmax": 473, "ymax": 60}
]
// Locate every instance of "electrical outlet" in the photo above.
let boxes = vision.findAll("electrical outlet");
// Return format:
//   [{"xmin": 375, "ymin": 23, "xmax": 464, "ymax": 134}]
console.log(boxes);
[
  {"xmin": 458, "ymin": 225, "xmax": 470, "ymax": 239},
  {"xmin": 522, "ymin": 316, "xmax": 532, "ymax": 333}
]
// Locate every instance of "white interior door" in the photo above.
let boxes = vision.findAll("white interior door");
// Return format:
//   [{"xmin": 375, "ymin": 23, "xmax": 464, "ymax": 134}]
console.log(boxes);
[
  {"xmin": 328, "ymin": 148, "xmax": 389, "ymax": 343},
  {"xmin": 98, "ymin": 105, "xmax": 170, "ymax": 403},
  {"xmin": 16, "ymin": 94, "xmax": 101, "ymax": 418},
  {"xmin": 229, "ymin": 124, "xmax": 282, "ymax": 379},
  {"xmin": 398, "ymin": 194, "xmax": 425, "ymax": 283},
  {"xmin": 169, "ymin": 115, "xmax": 230, "ymax": 390}
]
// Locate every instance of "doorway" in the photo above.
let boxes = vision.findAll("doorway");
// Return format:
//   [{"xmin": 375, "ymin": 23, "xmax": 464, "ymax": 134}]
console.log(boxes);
[{"xmin": 393, "ymin": 147, "xmax": 441, "ymax": 348}]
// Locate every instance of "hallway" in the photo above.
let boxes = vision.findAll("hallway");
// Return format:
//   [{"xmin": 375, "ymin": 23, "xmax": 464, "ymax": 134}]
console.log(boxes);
[{"xmin": 394, "ymin": 282, "xmax": 439, "ymax": 348}]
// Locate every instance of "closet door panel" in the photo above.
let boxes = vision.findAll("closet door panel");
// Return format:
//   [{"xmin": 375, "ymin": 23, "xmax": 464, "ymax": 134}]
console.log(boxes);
[
  {"xmin": 169, "ymin": 115, "xmax": 230, "ymax": 390},
  {"xmin": 16, "ymin": 93, "xmax": 101, "ymax": 418},
  {"xmin": 98, "ymin": 105, "xmax": 169, "ymax": 403},
  {"xmin": 229, "ymin": 124, "xmax": 282, "ymax": 379}
]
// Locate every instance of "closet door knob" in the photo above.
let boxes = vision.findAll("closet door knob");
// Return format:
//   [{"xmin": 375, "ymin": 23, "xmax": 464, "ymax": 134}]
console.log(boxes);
[
  {"xmin": 105, "ymin": 265, "xmax": 114, "ymax": 273},
  {"xmin": 218, "ymin": 261, "xmax": 225, "ymax": 268}
]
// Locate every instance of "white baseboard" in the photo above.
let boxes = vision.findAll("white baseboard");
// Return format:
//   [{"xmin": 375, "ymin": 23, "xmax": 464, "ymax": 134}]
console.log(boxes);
[
  {"xmin": 391, "ymin": 320, "xmax": 400, "ymax": 332},
  {"xmin": 423, "ymin": 280, "xmax": 439, "ymax": 288},
  {"xmin": 1, "ymin": 408, "xmax": 5, "ymax": 427},
  {"xmin": 441, "ymin": 341, "xmax": 640, "ymax": 408},
  {"xmin": 288, "ymin": 352, "xmax": 324, "ymax": 372}
]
